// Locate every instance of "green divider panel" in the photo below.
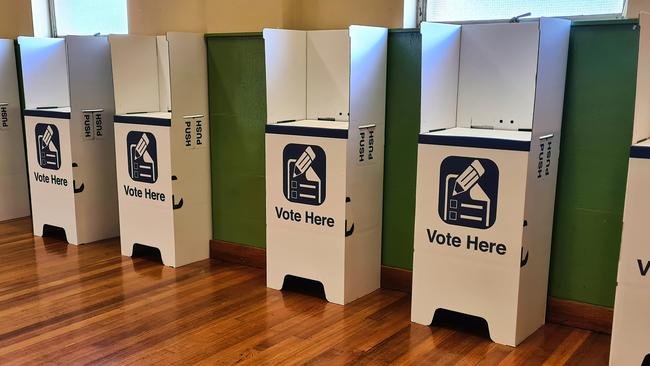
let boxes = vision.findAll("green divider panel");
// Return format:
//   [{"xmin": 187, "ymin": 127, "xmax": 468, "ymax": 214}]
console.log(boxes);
[
  {"xmin": 380, "ymin": 30, "xmax": 421, "ymax": 269},
  {"xmin": 207, "ymin": 34, "xmax": 267, "ymax": 248},
  {"xmin": 206, "ymin": 21, "xmax": 640, "ymax": 307},
  {"xmin": 549, "ymin": 21, "xmax": 639, "ymax": 307}
]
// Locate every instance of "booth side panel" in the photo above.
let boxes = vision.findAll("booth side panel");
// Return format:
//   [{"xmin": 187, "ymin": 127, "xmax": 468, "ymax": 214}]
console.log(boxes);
[
  {"xmin": 168, "ymin": 32, "xmax": 212, "ymax": 267},
  {"xmin": 66, "ymin": 36, "xmax": 119, "ymax": 244},
  {"xmin": 16, "ymin": 37, "xmax": 70, "ymax": 110},
  {"xmin": 0, "ymin": 40, "xmax": 30, "ymax": 221},
  {"xmin": 516, "ymin": 18, "xmax": 570, "ymax": 343},
  {"xmin": 419, "ymin": 23, "xmax": 461, "ymax": 133},
  {"xmin": 24, "ymin": 115, "xmax": 77, "ymax": 242},
  {"xmin": 632, "ymin": 13, "xmax": 650, "ymax": 144},
  {"xmin": 265, "ymin": 132, "xmax": 347, "ymax": 304},
  {"xmin": 617, "ymin": 157, "xmax": 650, "ymax": 287},
  {"xmin": 114, "ymin": 123, "xmax": 176, "ymax": 266},
  {"xmin": 263, "ymin": 29, "xmax": 307, "ymax": 123},
  {"xmin": 156, "ymin": 36, "xmax": 172, "ymax": 114},
  {"xmin": 344, "ymin": 26, "xmax": 388, "ymax": 303},
  {"xmin": 610, "ymin": 284, "xmax": 650, "ymax": 366}
]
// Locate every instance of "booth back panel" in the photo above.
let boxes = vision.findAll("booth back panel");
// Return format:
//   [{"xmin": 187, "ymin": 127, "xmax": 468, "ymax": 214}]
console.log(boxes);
[
  {"xmin": 109, "ymin": 35, "xmax": 160, "ymax": 115},
  {"xmin": 306, "ymin": 30, "xmax": 350, "ymax": 121},
  {"xmin": 207, "ymin": 21, "xmax": 638, "ymax": 307}
]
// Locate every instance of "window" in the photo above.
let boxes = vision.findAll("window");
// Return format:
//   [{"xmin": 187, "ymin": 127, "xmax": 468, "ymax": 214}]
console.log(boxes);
[
  {"xmin": 426, "ymin": 0, "xmax": 627, "ymax": 22},
  {"xmin": 52, "ymin": 0, "xmax": 128, "ymax": 36}
]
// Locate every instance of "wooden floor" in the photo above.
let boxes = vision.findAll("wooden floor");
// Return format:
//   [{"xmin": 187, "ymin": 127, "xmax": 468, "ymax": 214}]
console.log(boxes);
[{"xmin": 0, "ymin": 217, "xmax": 610, "ymax": 365}]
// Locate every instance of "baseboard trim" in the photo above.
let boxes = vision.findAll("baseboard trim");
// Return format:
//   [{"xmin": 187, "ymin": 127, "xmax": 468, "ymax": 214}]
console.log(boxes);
[{"xmin": 209, "ymin": 240, "xmax": 613, "ymax": 334}]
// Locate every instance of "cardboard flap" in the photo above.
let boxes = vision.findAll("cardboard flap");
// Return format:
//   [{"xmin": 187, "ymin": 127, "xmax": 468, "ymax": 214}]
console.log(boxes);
[
  {"xmin": 263, "ymin": 29, "xmax": 307, "ymax": 124},
  {"xmin": 17, "ymin": 37, "xmax": 70, "ymax": 110},
  {"xmin": 420, "ymin": 22, "xmax": 461, "ymax": 133},
  {"xmin": 167, "ymin": 32, "xmax": 209, "ymax": 121}
]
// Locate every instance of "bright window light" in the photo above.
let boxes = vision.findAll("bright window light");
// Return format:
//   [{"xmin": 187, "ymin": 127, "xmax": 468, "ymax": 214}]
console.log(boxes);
[
  {"xmin": 53, "ymin": 0, "xmax": 128, "ymax": 36},
  {"xmin": 427, "ymin": 0, "xmax": 626, "ymax": 22}
]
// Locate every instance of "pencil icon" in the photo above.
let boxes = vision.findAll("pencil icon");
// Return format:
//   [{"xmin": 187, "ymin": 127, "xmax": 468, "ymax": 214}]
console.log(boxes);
[
  {"xmin": 292, "ymin": 146, "xmax": 316, "ymax": 178},
  {"xmin": 452, "ymin": 160, "xmax": 485, "ymax": 196}
]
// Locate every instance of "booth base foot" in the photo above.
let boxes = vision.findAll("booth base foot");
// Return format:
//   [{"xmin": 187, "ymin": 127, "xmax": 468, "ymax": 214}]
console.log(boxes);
[
  {"xmin": 33, "ymin": 223, "xmax": 78, "ymax": 245},
  {"xmin": 411, "ymin": 305, "xmax": 519, "ymax": 346},
  {"xmin": 122, "ymin": 243, "xmax": 176, "ymax": 268},
  {"xmin": 267, "ymin": 272, "xmax": 345, "ymax": 305}
]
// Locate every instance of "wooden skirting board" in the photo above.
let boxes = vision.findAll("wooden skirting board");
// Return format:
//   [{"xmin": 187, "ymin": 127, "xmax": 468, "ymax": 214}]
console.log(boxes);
[{"xmin": 210, "ymin": 239, "xmax": 614, "ymax": 334}]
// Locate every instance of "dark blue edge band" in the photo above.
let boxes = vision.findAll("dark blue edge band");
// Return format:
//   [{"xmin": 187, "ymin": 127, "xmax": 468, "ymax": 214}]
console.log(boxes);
[
  {"xmin": 418, "ymin": 134, "xmax": 531, "ymax": 152},
  {"xmin": 630, "ymin": 145, "xmax": 650, "ymax": 159},
  {"xmin": 114, "ymin": 115, "xmax": 171, "ymax": 127},
  {"xmin": 265, "ymin": 124, "xmax": 348, "ymax": 139},
  {"xmin": 24, "ymin": 109, "xmax": 71, "ymax": 119}
]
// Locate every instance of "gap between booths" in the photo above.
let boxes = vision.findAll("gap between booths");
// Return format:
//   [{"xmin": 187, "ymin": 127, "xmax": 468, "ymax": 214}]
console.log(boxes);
[{"xmin": 206, "ymin": 20, "xmax": 640, "ymax": 309}]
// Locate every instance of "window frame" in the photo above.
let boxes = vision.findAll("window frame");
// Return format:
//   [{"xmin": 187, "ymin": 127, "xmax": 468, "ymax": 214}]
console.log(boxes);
[
  {"xmin": 47, "ymin": 0, "xmax": 129, "ymax": 37},
  {"xmin": 422, "ymin": 0, "xmax": 628, "ymax": 25}
]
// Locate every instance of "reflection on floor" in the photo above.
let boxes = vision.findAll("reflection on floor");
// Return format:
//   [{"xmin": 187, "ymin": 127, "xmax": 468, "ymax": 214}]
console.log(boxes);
[{"xmin": 0, "ymin": 217, "xmax": 610, "ymax": 365}]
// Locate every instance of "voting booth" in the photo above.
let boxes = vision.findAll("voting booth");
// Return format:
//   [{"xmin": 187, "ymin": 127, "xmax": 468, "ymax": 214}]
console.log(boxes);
[
  {"xmin": 109, "ymin": 33, "xmax": 211, "ymax": 268},
  {"xmin": 0, "ymin": 39, "xmax": 30, "ymax": 222},
  {"xmin": 263, "ymin": 26, "xmax": 388, "ymax": 305},
  {"xmin": 410, "ymin": 19, "xmax": 570, "ymax": 346},
  {"xmin": 18, "ymin": 36, "xmax": 118, "ymax": 244},
  {"xmin": 611, "ymin": 13, "xmax": 650, "ymax": 366}
]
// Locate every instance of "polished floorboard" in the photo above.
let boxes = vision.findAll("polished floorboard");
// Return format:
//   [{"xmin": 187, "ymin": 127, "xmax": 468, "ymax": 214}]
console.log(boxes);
[{"xmin": 0, "ymin": 217, "xmax": 610, "ymax": 365}]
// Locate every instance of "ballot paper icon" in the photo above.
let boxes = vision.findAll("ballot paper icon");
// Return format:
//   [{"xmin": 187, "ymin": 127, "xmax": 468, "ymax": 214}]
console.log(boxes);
[
  {"xmin": 438, "ymin": 156, "xmax": 499, "ymax": 229},
  {"xmin": 35, "ymin": 123, "xmax": 61, "ymax": 170},
  {"xmin": 283, "ymin": 143, "xmax": 326, "ymax": 205},
  {"xmin": 127, "ymin": 131, "xmax": 158, "ymax": 184}
]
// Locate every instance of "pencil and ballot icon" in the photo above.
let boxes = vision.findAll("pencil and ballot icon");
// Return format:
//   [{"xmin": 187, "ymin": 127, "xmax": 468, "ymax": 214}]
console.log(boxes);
[
  {"xmin": 35, "ymin": 123, "xmax": 61, "ymax": 170},
  {"xmin": 127, "ymin": 131, "xmax": 158, "ymax": 184},
  {"xmin": 283, "ymin": 144, "xmax": 326, "ymax": 205},
  {"xmin": 439, "ymin": 156, "xmax": 499, "ymax": 229}
]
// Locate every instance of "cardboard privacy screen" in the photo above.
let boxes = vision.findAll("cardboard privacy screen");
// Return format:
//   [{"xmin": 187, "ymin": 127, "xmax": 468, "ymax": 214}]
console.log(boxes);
[
  {"xmin": 18, "ymin": 36, "xmax": 118, "ymax": 245},
  {"xmin": 0, "ymin": 39, "xmax": 30, "ymax": 221},
  {"xmin": 610, "ymin": 12, "xmax": 650, "ymax": 366},
  {"xmin": 411, "ymin": 18, "xmax": 571, "ymax": 346},
  {"xmin": 264, "ymin": 25, "xmax": 388, "ymax": 305},
  {"xmin": 109, "ymin": 33, "xmax": 212, "ymax": 268}
]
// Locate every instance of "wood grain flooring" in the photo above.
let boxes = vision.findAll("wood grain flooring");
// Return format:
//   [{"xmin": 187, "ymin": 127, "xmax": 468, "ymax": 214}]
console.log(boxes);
[{"xmin": 0, "ymin": 217, "xmax": 610, "ymax": 365}]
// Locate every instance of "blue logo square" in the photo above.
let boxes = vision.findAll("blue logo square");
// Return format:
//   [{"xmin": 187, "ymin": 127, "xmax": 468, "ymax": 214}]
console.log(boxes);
[{"xmin": 438, "ymin": 156, "xmax": 499, "ymax": 229}]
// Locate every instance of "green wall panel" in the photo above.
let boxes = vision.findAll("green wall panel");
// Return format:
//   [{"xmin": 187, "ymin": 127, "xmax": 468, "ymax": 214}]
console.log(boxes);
[
  {"xmin": 549, "ymin": 22, "xmax": 639, "ymax": 307},
  {"xmin": 206, "ymin": 21, "xmax": 640, "ymax": 307},
  {"xmin": 207, "ymin": 34, "xmax": 267, "ymax": 248},
  {"xmin": 380, "ymin": 30, "xmax": 421, "ymax": 269}
]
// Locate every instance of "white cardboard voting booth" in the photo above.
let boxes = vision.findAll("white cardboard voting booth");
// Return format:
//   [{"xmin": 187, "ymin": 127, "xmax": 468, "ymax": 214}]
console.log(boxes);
[
  {"xmin": 264, "ymin": 26, "xmax": 388, "ymax": 305},
  {"xmin": 18, "ymin": 36, "xmax": 118, "ymax": 244},
  {"xmin": 109, "ymin": 33, "xmax": 212, "ymax": 268},
  {"xmin": 611, "ymin": 12, "xmax": 650, "ymax": 366},
  {"xmin": 0, "ymin": 39, "xmax": 30, "ymax": 222},
  {"xmin": 410, "ymin": 18, "xmax": 570, "ymax": 346}
]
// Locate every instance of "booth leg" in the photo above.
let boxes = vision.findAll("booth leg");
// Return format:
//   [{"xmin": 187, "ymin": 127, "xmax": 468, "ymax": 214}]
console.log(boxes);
[
  {"xmin": 121, "ymin": 242, "xmax": 134, "ymax": 258},
  {"xmin": 410, "ymin": 299, "xmax": 435, "ymax": 326},
  {"xmin": 322, "ymin": 280, "xmax": 344, "ymax": 305},
  {"xmin": 485, "ymin": 316, "xmax": 518, "ymax": 347},
  {"xmin": 159, "ymin": 249, "xmax": 175, "ymax": 268},
  {"xmin": 266, "ymin": 269, "xmax": 285, "ymax": 291},
  {"xmin": 32, "ymin": 222, "xmax": 44, "ymax": 237}
]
